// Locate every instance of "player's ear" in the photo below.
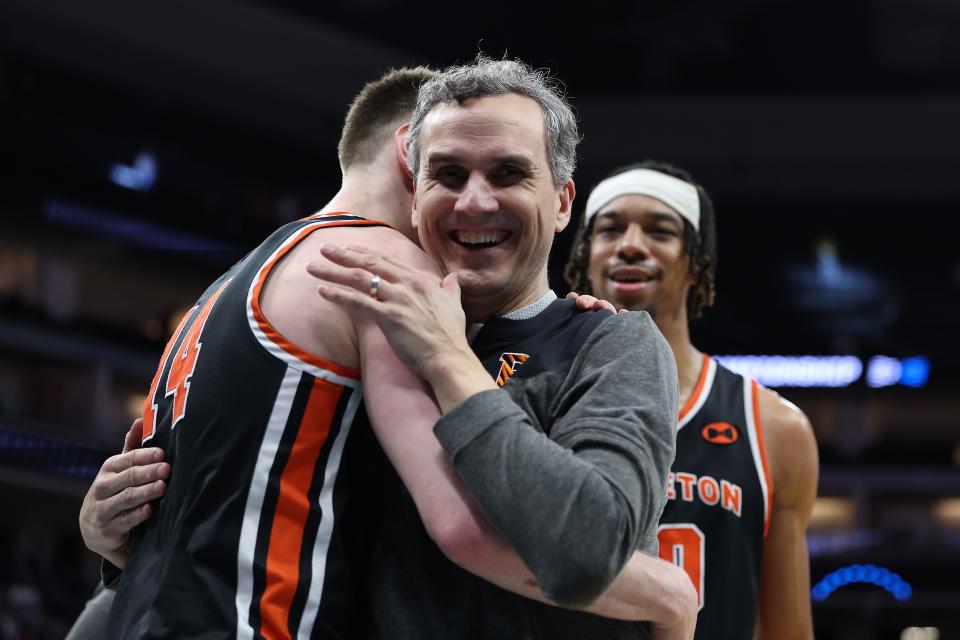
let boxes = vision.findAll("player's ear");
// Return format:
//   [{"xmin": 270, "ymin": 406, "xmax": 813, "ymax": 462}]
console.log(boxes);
[{"xmin": 394, "ymin": 123, "xmax": 414, "ymax": 193}]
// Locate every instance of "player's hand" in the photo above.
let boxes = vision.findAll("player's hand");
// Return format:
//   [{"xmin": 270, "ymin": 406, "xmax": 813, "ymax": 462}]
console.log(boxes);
[
  {"xmin": 79, "ymin": 418, "xmax": 169, "ymax": 569},
  {"xmin": 307, "ymin": 244, "xmax": 470, "ymax": 379},
  {"xmin": 565, "ymin": 291, "xmax": 626, "ymax": 314}
]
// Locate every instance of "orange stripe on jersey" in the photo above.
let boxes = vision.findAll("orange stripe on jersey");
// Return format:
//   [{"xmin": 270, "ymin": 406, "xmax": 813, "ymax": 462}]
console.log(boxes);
[
  {"xmin": 678, "ymin": 353, "xmax": 711, "ymax": 422},
  {"xmin": 250, "ymin": 220, "xmax": 383, "ymax": 381},
  {"xmin": 259, "ymin": 378, "xmax": 343, "ymax": 640},
  {"xmin": 751, "ymin": 379, "xmax": 774, "ymax": 538},
  {"xmin": 304, "ymin": 211, "xmax": 397, "ymax": 231}
]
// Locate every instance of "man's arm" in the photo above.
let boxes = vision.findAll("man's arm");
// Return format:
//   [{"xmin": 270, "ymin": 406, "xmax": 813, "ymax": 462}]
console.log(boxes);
[
  {"xmin": 351, "ymin": 233, "xmax": 694, "ymax": 635},
  {"xmin": 755, "ymin": 388, "xmax": 818, "ymax": 640},
  {"xmin": 431, "ymin": 311, "xmax": 678, "ymax": 606},
  {"xmin": 310, "ymin": 245, "xmax": 679, "ymax": 606}
]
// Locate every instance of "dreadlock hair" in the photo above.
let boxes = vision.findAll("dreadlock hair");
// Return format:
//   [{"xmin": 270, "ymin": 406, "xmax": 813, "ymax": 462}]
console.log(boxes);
[
  {"xmin": 337, "ymin": 66, "xmax": 436, "ymax": 172},
  {"xmin": 563, "ymin": 159, "xmax": 718, "ymax": 320}
]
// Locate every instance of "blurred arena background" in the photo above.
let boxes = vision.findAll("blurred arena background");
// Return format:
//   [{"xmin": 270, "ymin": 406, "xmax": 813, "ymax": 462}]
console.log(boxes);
[{"xmin": 0, "ymin": 1, "xmax": 958, "ymax": 637}]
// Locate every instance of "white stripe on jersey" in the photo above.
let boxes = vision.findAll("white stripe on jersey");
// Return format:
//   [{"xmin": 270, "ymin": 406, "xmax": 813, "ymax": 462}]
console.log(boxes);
[
  {"xmin": 235, "ymin": 366, "xmax": 301, "ymax": 639},
  {"xmin": 742, "ymin": 381, "xmax": 770, "ymax": 534},
  {"xmin": 677, "ymin": 357, "xmax": 717, "ymax": 431},
  {"xmin": 246, "ymin": 220, "xmax": 362, "ymax": 389},
  {"xmin": 297, "ymin": 389, "xmax": 363, "ymax": 639}
]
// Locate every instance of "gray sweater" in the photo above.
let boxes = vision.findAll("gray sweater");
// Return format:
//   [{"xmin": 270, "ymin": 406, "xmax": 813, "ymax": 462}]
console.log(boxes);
[{"xmin": 435, "ymin": 303, "xmax": 679, "ymax": 608}]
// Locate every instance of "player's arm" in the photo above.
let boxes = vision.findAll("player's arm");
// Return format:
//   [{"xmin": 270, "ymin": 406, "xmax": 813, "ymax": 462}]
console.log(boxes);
[
  {"xmin": 755, "ymin": 388, "xmax": 818, "ymax": 640},
  {"xmin": 79, "ymin": 418, "xmax": 169, "ymax": 571}
]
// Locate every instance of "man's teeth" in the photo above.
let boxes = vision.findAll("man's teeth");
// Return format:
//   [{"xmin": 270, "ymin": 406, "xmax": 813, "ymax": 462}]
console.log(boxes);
[{"xmin": 455, "ymin": 230, "xmax": 507, "ymax": 246}]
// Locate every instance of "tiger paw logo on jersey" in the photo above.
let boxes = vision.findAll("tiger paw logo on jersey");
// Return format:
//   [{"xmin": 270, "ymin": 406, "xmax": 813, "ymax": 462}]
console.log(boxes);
[
  {"xmin": 497, "ymin": 352, "xmax": 530, "ymax": 387},
  {"xmin": 701, "ymin": 422, "xmax": 739, "ymax": 445}
]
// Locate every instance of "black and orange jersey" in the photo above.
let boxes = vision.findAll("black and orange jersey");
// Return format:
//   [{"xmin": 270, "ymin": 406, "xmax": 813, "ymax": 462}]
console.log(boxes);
[
  {"xmin": 107, "ymin": 213, "xmax": 387, "ymax": 640},
  {"xmin": 658, "ymin": 355, "xmax": 772, "ymax": 640}
]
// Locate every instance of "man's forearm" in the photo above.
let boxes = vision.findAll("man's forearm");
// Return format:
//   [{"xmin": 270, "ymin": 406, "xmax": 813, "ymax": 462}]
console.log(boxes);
[
  {"xmin": 456, "ymin": 544, "xmax": 697, "ymax": 636},
  {"xmin": 423, "ymin": 348, "xmax": 498, "ymax": 413}
]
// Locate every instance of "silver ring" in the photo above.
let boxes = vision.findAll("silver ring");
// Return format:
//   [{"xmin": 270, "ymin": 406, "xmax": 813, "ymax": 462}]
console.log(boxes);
[{"xmin": 369, "ymin": 274, "xmax": 381, "ymax": 300}]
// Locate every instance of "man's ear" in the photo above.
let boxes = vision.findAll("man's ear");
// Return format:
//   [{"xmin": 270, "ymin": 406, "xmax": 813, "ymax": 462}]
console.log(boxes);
[
  {"xmin": 555, "ymin": 178, "xmax": 575, "ymax": 233},
  {"xmin": 394, "ymin": 123, "xmax": 414, "ymax": 193},
  {"xmin": 411, "ymin": 187, "xmax": 421, "ymax": 231}
]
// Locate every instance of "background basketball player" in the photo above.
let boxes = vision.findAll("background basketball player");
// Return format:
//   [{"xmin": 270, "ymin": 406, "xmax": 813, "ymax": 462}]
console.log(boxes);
[{"xmin": 564, "ymin": 160, "xmax": 818, "ymax": 639}]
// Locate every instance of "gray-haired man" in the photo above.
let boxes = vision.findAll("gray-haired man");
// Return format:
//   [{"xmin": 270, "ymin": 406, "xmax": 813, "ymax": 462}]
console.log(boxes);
[{"xmin": 311, "ymin": 55, "xmax": 692, "ymax": 640}]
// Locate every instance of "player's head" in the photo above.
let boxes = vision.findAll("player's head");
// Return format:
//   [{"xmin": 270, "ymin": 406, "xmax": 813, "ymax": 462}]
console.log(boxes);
[
  {"xmin": 405, "ymin": 55, "xmax": 580, "ymax": 319},
  {"xmin": 564, "ymin": 160, "xmax": 717, "ymax": 321},
  {"xmin": 337, "ymin": 66, "xmax": 436, "ymax": 173}
]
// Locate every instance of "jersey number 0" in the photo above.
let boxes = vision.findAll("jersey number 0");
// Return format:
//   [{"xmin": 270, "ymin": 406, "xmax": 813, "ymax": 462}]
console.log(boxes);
[{"xmin": 658, "ymin": 523, "xmax": 705, "ymax": 611}]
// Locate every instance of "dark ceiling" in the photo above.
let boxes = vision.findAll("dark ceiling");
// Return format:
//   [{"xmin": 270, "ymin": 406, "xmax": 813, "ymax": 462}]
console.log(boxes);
[{"xmin": 2, "ymin": 0, "xmax": 959, "ymax": 375}]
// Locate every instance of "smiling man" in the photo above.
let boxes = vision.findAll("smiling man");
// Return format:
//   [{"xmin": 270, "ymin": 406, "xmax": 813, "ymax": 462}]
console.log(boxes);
[{"xmin": 310, "ymin": 57, "xmax": 688, "ymax": 639}]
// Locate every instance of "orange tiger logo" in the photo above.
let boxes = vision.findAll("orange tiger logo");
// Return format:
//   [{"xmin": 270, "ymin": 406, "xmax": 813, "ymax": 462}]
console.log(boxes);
[{"xmin": 497, "ymin": 352, "xmax": 530, "ymax": 387}]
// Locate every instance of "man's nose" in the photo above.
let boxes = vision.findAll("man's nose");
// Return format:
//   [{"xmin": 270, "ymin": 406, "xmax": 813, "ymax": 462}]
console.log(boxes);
[
  {"xmin": 617, "ymin": 223, "xmax": 648, "ymax": 259},
  {"xmin": 454, "ymin": 174, "xmax": 499, "ymax": 215}
]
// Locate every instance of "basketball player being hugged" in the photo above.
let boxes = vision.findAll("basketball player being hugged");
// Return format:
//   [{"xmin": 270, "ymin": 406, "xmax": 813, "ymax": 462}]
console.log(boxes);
[{"xmin": 564, "ymin": 161, "xmax": 819, "ymax": 640}]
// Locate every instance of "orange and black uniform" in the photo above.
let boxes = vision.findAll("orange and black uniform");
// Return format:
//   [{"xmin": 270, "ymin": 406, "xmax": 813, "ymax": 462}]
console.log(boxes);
[
  {"xmin": 658, "ymin": 355, "xmax": 772, "ymax": 640},
  {"xmin": 108, "ymin": 213, "xmax": 384, "ymax": 640}
]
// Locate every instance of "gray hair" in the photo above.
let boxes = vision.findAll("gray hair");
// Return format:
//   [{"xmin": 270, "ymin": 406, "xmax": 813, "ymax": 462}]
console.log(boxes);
[{"xmin": 406, "ymin": 56, "xmax": 580, "ymax": 189}]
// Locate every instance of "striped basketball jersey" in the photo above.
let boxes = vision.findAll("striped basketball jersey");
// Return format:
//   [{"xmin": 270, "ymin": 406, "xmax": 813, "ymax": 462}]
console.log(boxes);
[
  {"xmin": 108, "ymin": 213, "xmax": 387, "ymax": 640},
  {"xmin": 658, "ymin": 355, "xmax": 772, "ymax": 640}
]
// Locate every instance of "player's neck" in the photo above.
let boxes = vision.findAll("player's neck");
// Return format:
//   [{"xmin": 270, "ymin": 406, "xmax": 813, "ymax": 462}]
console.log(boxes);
[
  {"xmin": 652, "ymin": 310, "xmax": 703, "ymax": 404},
  {"xmin": 321, "ymin": 166, "xmax": 415, "ymax": 241}
]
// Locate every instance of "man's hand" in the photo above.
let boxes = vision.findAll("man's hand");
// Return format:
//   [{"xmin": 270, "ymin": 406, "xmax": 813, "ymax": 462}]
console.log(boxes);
[
  {"xmin": 79, "ymin": 418, "xmax": 169, "ymax": 569},
  {"xmin": 565, "ymin": 291, "xmax": 626, "ymax": 314},
  {"xmin": 590, "ymin": 553, "xmax": 697, "ymax": 639},
  {"xmin": 648, "ymin": 560, "xmax": 698, "ymax": 640},
  {"xmin": 307, "ymin": 244, "xmax": 471, "ymax": 378}
]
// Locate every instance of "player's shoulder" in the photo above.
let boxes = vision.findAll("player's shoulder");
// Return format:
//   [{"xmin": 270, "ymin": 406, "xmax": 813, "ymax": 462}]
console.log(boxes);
[
  {"xmin": 757, "ymin": 385, "xmax": 813, "ymax": 441},
  {"xmin": 298, "ymin": 220, "xmax": 439, "ymax": 275},
  {"xmin": 757, "ymin": 384, "xmax": 818, "ymax": 493}
]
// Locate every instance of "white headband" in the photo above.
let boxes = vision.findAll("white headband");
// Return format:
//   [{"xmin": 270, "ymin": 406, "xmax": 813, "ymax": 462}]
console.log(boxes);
[{"xmin": 584, "ymin": 168, "xmax": 700, "ymax": 231}]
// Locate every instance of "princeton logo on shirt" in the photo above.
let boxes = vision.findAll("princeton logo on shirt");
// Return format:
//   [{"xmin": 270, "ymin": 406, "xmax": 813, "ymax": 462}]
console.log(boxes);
[
  {"xmin": 701, "ymin": 422, "xmax": 739, "ymax": 445},
  {"xmin": 497, "ymin": 352, "xmax": 530, "ymax": 387}
]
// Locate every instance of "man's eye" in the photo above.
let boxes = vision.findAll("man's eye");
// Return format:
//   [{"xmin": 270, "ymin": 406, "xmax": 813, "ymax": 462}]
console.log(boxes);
[
  {"xmin": 434, "ymin": 168, "xmax": 465, "ymax": 183},
  {"xmin": 595, "ymin": 225, "xmax": 620, "ymax": 236},
  {"xmin": 492, "ymin": 167, "xmax": 524, "ymax": 184}
]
